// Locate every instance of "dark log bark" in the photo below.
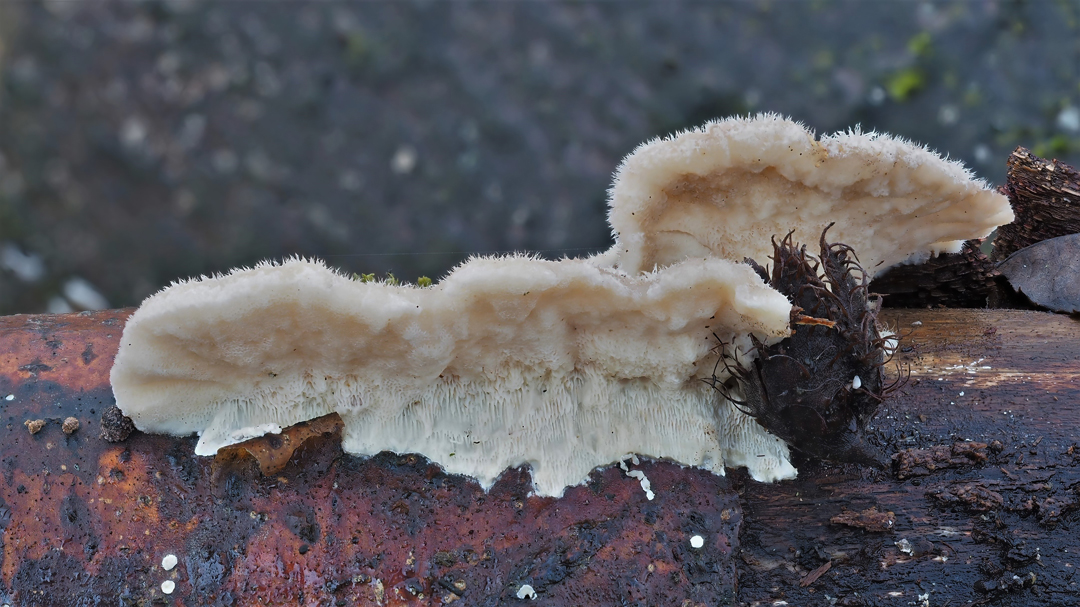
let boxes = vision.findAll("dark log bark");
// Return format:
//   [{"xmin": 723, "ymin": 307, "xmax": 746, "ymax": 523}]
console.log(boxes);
[
  {"xmin": 1, "ymin": 309, "xmax": 1079, "ymax": 606},
  {"xmin": 994, "ymin": 146, "xmax": 1080, "ymax": 261},
  {"xmin": 869, "ymin": 240, "xmax": 1005, "ymax": 309},
  {"xmin": 736, "ymin": 309, "xmax": 1080, "ymax": 607}
]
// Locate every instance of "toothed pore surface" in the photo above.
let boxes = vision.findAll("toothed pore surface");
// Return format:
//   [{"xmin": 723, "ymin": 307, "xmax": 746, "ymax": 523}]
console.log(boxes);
[{"xmin": 110, "ymin": 257, "xmax": 795, "ymax": 496}]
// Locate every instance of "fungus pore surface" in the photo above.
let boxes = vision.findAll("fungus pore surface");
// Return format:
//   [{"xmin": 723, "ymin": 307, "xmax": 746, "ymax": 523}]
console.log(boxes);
[{"xmin": 111, "ymin": 114, "xmax": 1013, "ymax": 496}]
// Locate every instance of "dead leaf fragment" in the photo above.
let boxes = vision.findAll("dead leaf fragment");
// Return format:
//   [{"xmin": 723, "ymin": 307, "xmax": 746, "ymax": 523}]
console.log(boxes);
[{"xmin": 999, "ymin": 233, "xmax": 1080, "ymax": 313}]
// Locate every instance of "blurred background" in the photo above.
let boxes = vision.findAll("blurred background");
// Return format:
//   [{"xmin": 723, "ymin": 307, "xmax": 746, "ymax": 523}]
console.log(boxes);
[{"xmin": 0, "ymin": 0, "xmax": 1078, "ymax": 315}]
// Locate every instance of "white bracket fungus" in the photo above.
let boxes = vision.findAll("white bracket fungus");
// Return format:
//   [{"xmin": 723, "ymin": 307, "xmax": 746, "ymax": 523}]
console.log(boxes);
[
  {"xmin": 606, "ymin": 114, "xmax": 1013, "ymax": 276},
  {"xmin": 112, "ymin": 255, "xmax": 794, "ymax": 496},
  {"xmin": 110, "ymin": 115, "xmax": 1012, "ymax": 497}
]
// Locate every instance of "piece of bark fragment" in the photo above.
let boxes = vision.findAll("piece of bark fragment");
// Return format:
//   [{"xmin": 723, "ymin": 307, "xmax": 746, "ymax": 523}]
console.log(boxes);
[
  {"xmin": 869, "ymin": 239, "xmax": 1002, "ymax": 308},
  {"xmin": 99, "ymin": 405, "xmax": 136, "ymax": 442},
  {"xmin": 1037, "ymin": 493, "xmax": 1079, "ymax": 528},
  {"xmin": 994, "ymin": 146, "xmax": 1080, "ymax": 260},
  {"xmin": 974, "ymin": 571, "xmax": 1037, "ymax": 595},
  {"xmin": 829, "ymin": 507, "xmax": 895, "ymax": 532},
  {"xmin": 998, "ymin": 233, "xmax": 1080, "ymax": 313},
  {"xmin": 62, "ymin": 416, "xmax": 80, "ymax": 434},
  {"xmin": 892, "ymin": 442, "xmax": 988, "ymax": 480},
  {"xmin": 24, "ymin": 419, "xmax": 45, "ymax": 435},
  {"xmin": 798, "ymin": 560, "xmax": 832, "ymax": 587},
  {"xmin": 215, "ymin": 413, "xmax": 344, "ymax": 476},
  {"xmin": 926, "ymin": 482, "xmax": 1004, "ymax": 512}
]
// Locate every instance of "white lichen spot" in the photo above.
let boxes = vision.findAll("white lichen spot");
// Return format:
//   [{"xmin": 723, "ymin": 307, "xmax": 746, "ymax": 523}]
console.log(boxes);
[
  {"xmin": 374, "ymin": 579, "xmax": 385, "ymax": 603},
  {"xmin": 516, "ymin": 584, "xmax": 537, "ymax": 600},
  {"xmin": 851, "ymin": 375, "xmax": 862, "ymax": 390},
  {"xmin": 690, "ymin": 535, "xmax": 705, "ymax": 549},
  {"xmin": 161, "ymin": 554, "xmax": 178, "ymax": 571},
  {"xmin": 161, "ymin": 580, "xmax": 175, "ymax": 595}
]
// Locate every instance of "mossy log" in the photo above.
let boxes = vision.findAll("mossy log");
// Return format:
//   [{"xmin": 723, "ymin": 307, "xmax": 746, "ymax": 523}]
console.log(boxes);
[{"xmin": 1, "ymin": 309, "xmax": 1078, "ymax": 606}]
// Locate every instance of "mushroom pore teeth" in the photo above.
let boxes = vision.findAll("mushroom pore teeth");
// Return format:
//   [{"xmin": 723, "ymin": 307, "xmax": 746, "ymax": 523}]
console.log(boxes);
[
  {"xmin": 718, "ymin": 228, "xmax": 901, "ymax": 467},
  {"xmin": 110, "ymin": 114, "xmax": 1012, "ymax": 494}
]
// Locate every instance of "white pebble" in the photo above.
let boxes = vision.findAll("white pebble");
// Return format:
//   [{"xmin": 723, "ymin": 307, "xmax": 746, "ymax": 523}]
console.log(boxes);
[
  {"xmin": 161, "ymin": 580, "xmax": 175, "ymax": 594},
  {"xmin": 690, "ymin": 535, "xmax": 705, "ymax": 549},
  {"xmin": 516, "ymin": 584, "xmax": 537, "ymax": 600},
  {"xmin": 161, "ymin": 554, "xmax": 178, "ymax": 571}
]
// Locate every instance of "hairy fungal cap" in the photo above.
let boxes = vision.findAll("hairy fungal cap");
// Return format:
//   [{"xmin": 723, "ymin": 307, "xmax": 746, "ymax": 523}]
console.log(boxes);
[
  {"xmin": 111, "ymin": 256, "xmax": 794, "ymax": 497},
  {"xmin": 606, "ymin": 114, "xmax": 1013, "ymax": 276}
]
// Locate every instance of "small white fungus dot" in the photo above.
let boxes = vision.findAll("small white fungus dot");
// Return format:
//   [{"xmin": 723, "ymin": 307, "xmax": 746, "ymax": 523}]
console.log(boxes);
[
  {"xmin": 4, "ymin": 394, "xmax": 13, "ymax": 401},
  {"xmin": 161, "ymin": 580, "xmax": 175, "ymax": 594},
  {"xmin": 516, "ymin": 584, "xmax": 537, "ymax": 600},
  {"xmin": 161, "ymin": 554, "xmax": 178, "ymax": 571},
  {"xmin": 690, "ymin": 535, "xmax": 704, "ymax": 549},
  {"xmin": 851, "ymin": 375, "xmax": 862, "ymax": 390}
]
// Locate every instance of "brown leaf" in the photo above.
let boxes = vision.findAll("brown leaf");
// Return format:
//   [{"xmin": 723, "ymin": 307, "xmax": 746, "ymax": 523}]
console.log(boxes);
[{"xmin": 998, "ymin": 233, "xmax": 1080, "ymax": 313}]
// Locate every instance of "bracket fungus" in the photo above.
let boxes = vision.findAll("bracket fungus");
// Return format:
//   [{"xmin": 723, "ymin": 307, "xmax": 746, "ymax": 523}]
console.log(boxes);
[
  {"xmin": 605, "ymin": 113, "xmax": 1013, "ymax": 276},
  {"xmin": 111, "ymin": 114, "xmax": 1012, "ymax": 497}
]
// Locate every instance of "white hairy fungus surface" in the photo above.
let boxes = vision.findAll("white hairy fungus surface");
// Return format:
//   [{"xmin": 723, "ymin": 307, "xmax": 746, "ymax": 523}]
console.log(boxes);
[
  {"xmin": 112, "ymin": 255, "xmax": 794, "ymax": 497},
  {"xmin": 161, "ymin": 554, "xmax": 178, "ymax": 571},
  {"xmin": 607, "ymin": 114, "xmax": 1013, "ymax": 276}
]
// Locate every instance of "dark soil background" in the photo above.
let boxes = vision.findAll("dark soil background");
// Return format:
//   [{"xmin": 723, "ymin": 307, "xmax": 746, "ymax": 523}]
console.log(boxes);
[{"xmin": 1, "ymin": 0, "xmax": 1078, "ymax": 315}]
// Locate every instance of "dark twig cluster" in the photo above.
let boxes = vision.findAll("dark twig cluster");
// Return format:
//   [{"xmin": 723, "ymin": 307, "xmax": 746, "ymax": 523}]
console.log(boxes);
[{"xmin": 708, "ymin": 225, "xmax": 904, "ymax": 467}]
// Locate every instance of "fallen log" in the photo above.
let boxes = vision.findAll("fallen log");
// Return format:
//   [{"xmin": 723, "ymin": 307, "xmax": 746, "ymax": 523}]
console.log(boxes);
[{"xmin": 0, "ymin": 309, "xmax": 1077, "ymax": 606}]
